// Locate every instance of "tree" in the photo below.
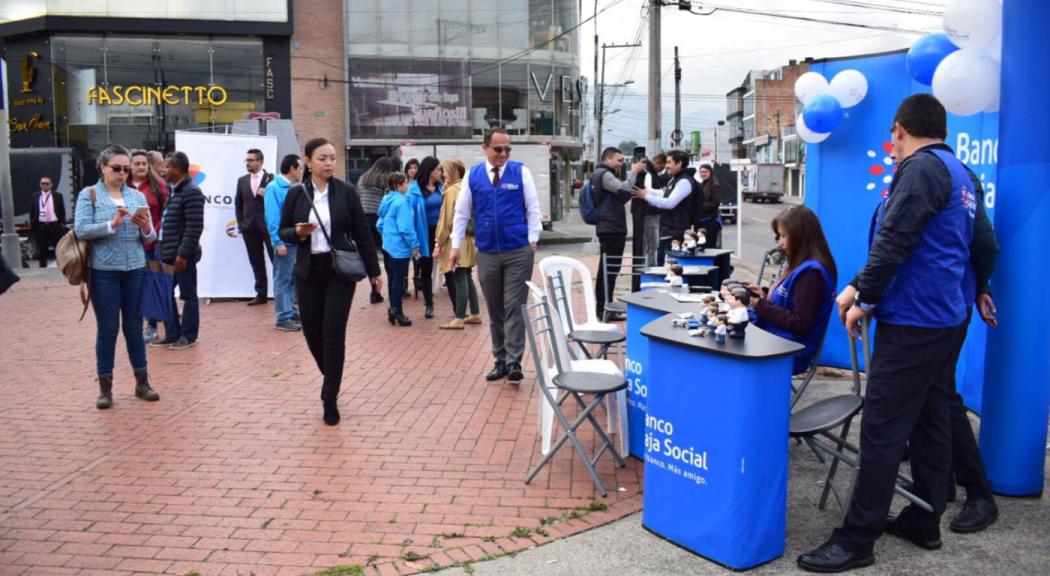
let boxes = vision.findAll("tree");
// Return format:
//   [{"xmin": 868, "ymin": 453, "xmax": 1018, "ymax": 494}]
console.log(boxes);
[{"xmin": 618, "ymin": 140, "xmax": 640, "ymax": 154}]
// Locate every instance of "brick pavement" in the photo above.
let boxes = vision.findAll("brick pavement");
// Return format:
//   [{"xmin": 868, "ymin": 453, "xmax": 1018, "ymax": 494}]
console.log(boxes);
[{"xmin": 0, "ymin": 262, "xmax": 642, "ymax": 576}]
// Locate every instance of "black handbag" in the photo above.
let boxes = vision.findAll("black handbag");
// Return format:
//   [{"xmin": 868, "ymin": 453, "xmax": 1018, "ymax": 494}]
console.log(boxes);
[{"xmin": 309, "ymin": 192, "xmax": 367, "ymax": 282}]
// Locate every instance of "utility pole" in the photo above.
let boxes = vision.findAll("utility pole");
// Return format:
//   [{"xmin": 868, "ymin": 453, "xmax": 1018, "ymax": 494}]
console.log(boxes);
[
  {"xmin": 0, "ymin": 65, "xmax": 19, "ymax": 270},
  {"xmin": 673, "ymin": 45, "xmax": 681, "ymax": 148},
  {"xmin": 593, "ymin": 0, "xmax": 600, "ymax": 166},
  {"xmin": 648, "ymin": 0, "xmax": 662, "ymax": 155},
  {"xmin": 596, "ymin": 42, "xmax": 640, "ymax": 164}
]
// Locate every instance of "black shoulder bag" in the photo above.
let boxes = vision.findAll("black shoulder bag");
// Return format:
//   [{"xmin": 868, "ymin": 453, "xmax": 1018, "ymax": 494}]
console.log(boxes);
[{"xmin": 308, "ymin": 187, "xmax": 367, "ymax": 282}]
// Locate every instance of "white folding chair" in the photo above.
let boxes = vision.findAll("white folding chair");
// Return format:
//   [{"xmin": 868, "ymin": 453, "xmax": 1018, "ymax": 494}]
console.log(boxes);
[
  {"xmin": 526, "ymin": 282, "xmax": 628, "ymax": 458},
  {"xmin": 538, "ymin": 256, "xmax": 618, "ymax": 333}
]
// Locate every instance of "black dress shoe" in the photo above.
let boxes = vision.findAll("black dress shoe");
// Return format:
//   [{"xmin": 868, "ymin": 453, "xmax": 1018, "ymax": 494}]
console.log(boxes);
[
  {"xmin": 950, "ymin": 498, "xmax": 998, "ymax": 533},
  {"xmin": 797, "ymin": 541, "xmax": 874, "ymax": 573},
  {"xmin": 424, "ymin": 304, "xmax": 434, "ymax": 319},
  {"xmin": 485, "ymin": 363, "xmax": 508, "ymax": 381},
  {"xmin": 323, "ymin": 403, "xmax": 341, "ymax": 426},
  {"xmin": 370, "ymin": 291, "xmax": 384, "ymax": 304},
  {"xmin": 885, "ymin": 513, "xmax": 942, "ymax": 550},
  {"xmin": 247, "ymin": 296, "xmax": 267, "ymax": 306},
  {"xmin": 507, "ymin": 362, "xmax": 524, "ymax": 382}
]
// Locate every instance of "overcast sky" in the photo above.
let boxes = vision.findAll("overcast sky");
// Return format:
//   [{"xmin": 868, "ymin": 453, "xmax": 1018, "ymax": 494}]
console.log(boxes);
[{"xmin": 580, "ymin": 0, "xmax": 948, "ymax": 150}]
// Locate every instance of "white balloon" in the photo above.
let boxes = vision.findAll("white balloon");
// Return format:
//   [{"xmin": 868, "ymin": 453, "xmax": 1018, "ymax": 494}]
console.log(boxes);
[
  {"xmin": 932, "ymin": 48, "xmax": 999, "ymax": 116},
  {"xmin": 795, "ymin": 72, "xmax": 830, "ymax": 105},
  {"xmin": 984, "ymin": 59, "xmax": 1001, "ymax": 112},
  {"xmin": 829, "ymin": 69, "xmax": 869, "ymax": 108},
  {"xmin": 943, "ymin": 0, "xmax": 1002, "ymax": 50},
  {"xmin": 796, "ymin": 113, "xmax": 831, "ymax": 144}
]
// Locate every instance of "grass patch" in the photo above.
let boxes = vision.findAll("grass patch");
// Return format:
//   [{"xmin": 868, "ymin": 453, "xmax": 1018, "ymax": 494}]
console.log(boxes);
[
  {"xmin": 534, "ymin": 527, "xmax": 549, "ymax": 537},
  {"xmin": 184, "ymin": 572, "xmax": 202, "ymax": 576},
  {"xmin": 584, "ymin": 501, "xmax": 608, "ymax": 512},
  {"xmin": 422, "ymin": 564, "xmax": 442, "ymax": 573},
  {"xmin": 388, "ymin": 513, "xmax": 397, "ymax": 524},
  {"xmin": 480, "ymin": 535, "xmax": 496, "ymax": 542},
  {"xmin": 429, "ymin": 535, "xmax": 442, "ymax": 548},
  {"xmin": 313, "ymin": 566, "xmax": 364, "ymax": 576},
  {"xmin": 400, "ymin": 550, "xmax": 429, "ymax": 562},
  {"xmin": 440, "ymin": 531, "xmax": 465, "ymax": 539},
  {"xmin": 509, "ymin": 526, "xmax": 532, "ymax": 538}
]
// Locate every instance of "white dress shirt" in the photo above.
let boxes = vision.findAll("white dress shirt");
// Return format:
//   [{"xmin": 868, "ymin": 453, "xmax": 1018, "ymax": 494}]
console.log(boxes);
[
  {"xmin": 450, "ymin": 160, "xmax": 542, "ymax": 250},
  {"xmin": 643, "ymin": 174, "xmax": 693, "ymax": 210},
  {"xmin": 307, "ymin": 182, "xmax": 332, "ymax": 254}
]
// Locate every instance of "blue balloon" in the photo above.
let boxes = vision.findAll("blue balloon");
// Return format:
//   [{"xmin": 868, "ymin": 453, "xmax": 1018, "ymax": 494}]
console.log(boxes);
[
  {"xmin": 907, "ymin": 33, "xmax": 960, "ymax": 86},
  {"xmin": 802, "ymin": 94, "xmax": 843, "ymax": 134}
]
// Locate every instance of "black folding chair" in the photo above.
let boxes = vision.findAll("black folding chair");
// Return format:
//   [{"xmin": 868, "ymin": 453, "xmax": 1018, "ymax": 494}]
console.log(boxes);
[
  {"xmin": 522, "ymin": 293, "xmax": 627, "ymax": 497},
  {"xmin": 790, "ymin": 317, "xmax": 933, "ymax": 516},
  {"xmin": 757, "ymin": 246, "xmax": 786, "ymax": 290},
  {"xmin": 600, "ymin": 253, "xmax": 647, "ymax": 322},
  {"xmin": 548, "ymin": 271, "xmax": 624, "ymax": 360}
]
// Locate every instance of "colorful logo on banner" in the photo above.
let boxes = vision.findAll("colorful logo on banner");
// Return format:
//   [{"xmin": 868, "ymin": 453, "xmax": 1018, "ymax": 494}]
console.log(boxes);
[
  {"xmin": 225, "ymin": 220, "xmax": 239, "ymax": 238},
  {"xmin": 865, "ymin": 142, "xmax": 897, "ymax": 198},
  {"xmin": 189, "ymin": 165, "xmax": 206, "ymax": 185}
]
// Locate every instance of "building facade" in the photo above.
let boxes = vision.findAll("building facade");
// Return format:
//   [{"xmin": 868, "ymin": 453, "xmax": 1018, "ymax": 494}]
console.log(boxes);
[{"xmin": 1, "ymin": 2, "xmax": 293, "ymax": 188}]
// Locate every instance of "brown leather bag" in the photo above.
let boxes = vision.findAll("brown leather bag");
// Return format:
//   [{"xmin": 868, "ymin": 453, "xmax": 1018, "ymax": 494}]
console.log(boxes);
[{"xmin": 55, "ymin": 188, "xmax": 96, "ymax": 321}]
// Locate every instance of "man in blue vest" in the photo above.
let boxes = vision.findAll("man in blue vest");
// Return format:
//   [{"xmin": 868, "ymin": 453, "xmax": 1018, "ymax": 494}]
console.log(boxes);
[
  {"xmin": 450, "ymin": 129, "xmax": 543, "ymax": 382},
  {"xmin": 798, "ymin": 94, "xmax": 976, "ymax": 572}
]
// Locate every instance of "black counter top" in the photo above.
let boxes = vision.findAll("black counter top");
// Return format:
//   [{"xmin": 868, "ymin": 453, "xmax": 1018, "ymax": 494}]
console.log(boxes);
[
  {"xmin": 619, "ymin": 291, "xmax": 700, "ymax": 314},
  {"xmin": 640, "ymin": 313, "xmax": 805, "ymax": 360}
]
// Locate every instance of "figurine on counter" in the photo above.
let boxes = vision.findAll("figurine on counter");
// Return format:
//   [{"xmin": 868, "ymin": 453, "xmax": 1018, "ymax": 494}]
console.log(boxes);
[
  {"xmin": 683, "ymin": 229, "xmax": 698, "ymax": 250},
  {"xmin": 725, "ymin": 286, "xmax": 751, "ymax": 339},
  {"xmin": 670, "ymin": 239, "xmax": 682, "ymax": 252},
  {"xmin": 714, "ymin": 314, "xmax": 728, "ymax": 344}
]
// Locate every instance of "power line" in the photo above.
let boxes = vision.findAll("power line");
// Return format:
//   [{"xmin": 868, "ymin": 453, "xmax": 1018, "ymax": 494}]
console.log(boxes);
[{"xmin": 682, "ymin": 1, "xmax": 929, "ymax": 34}]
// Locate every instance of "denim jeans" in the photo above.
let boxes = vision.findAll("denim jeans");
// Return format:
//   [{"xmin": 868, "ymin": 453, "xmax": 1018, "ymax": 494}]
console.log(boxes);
[
  {"xmin": 273, "ymin": 245, "xmax": 298, "ymax": 323},
  {"xmin": 385, "ymin": 255, "xmax": 410, "ymax": 313},
  {"xmin": 90, "ymin": 268, "xmax": 147, "ymax": 375},
  {"xmin": 164, "ymin": 259, "xmax": 199, "ymax": 342}
]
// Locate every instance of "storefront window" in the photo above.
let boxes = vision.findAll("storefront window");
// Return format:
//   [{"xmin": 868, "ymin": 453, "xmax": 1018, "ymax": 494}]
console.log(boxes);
[{"xmin": 50, "ymin": 34, "xmax": 264, "ymax": 183}]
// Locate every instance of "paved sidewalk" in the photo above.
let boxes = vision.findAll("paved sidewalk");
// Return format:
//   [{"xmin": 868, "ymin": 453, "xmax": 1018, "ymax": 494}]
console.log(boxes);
[{"xmin": 0, "ymin": 262, "xmax": 641, "ymax": 576}]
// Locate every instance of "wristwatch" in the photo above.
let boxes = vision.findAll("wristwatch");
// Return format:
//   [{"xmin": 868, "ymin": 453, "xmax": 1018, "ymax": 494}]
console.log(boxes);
[{"xmin": 854, "ymin": 294, "xmax": 876, "ymax": 314}]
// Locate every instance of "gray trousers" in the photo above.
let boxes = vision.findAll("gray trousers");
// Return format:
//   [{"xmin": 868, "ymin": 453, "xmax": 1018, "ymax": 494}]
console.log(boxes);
[
  {"xmin": 476, "ymin": 245, "xmax": 535, "ymax": 365},
  {"xmin": 643, "ymin": 214, "xmax": 661, "ymax": 266}
]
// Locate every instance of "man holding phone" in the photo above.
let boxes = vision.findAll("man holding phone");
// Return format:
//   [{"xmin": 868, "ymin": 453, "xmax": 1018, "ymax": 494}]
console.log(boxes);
[{"xmin": 155, "ymin": 151, "xmax": 205, "ymax": 351}]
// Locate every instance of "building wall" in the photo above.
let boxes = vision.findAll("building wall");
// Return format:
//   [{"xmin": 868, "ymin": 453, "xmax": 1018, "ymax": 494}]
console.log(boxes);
[
  {"xmin": 753, "ymin": 63, "xmax": 807, "ymax": 144},
  {"xmin": 290, "ymin": 0, "xmax": 348, "ymax": 176}
]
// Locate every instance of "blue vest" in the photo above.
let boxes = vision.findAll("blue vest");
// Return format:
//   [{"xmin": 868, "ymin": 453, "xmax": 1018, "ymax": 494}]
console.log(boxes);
[
  {"xmin": 468, "ymin": 161, "xmax": 529, "ymax": 253},
  {"xmin": 753, "ymin": 260, "xmax": 834, "ymax": 375},
  {"xmin": 871, "ymin": 148, "xmax": 975, "ymax": 328}
]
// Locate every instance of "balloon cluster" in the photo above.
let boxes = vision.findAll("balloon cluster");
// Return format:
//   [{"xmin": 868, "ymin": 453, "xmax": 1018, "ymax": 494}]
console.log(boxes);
[
  {"xmin": 793, "ymin": 69, "xmax": 869, "ymax": 144},
  {"xmin": 907, "ymin": 0, "xmax": 1001, "ymax": 115}
]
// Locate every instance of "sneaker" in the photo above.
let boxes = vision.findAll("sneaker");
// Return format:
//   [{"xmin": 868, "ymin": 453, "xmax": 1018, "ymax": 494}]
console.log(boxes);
[
  {"xmin": 464, "ymin": 314, "xmax": 483, "ymax": 325},
  {"xmin": 291, "ymin": 311, "xmax": 301, "ymax": 322},
  {"xmin": 439, "ymin": 318, "xmax": 465, "ymax": 330},
  {"xmin": 150, "ymin": 337, "xmax": 178, "ymax": 348},
  {"xmin": 169, "ymin": 337, "xmax": 198, "ymax": 350},
  {"xmin": 143, "ymin": 325, "xmax": 158, "ymax": 343},
  {"xmin": 276, "ymin": 320, "xmax": 302, "ymax": 332}
]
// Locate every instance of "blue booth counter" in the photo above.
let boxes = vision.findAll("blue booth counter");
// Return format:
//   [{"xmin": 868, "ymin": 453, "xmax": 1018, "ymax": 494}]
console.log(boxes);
[
  {"xmin": 639, "ymin": 313, "xmax": 803, "ymax": 570},
  {"xmin": 669, "ymin": 248, "xmax": 734, "ymax": 286},
  {"xmin": 619, "ymin": 291, "xmax": 696, "ymax": 460}
]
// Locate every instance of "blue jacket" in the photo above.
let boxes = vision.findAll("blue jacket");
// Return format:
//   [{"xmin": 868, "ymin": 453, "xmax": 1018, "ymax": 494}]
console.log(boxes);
[
  {"xmin": 467, "ymin": 161, "xmax": 529, "ymax": 253},
  {"xmin": 74, "ymin": 181, "xmax": 156, "ymax": 271},
  {"xmin": 378, "ymin": 191, "xmax": 419, "ymax": 259},
  {"xmin": 406, "ymin": 182, "xmax": 432, "ymax": 257},
  {"xmin": 861, "ymin": 146, "xmax": 975, "ymax": 328},
  {"xmin": 264, "ymin": 174, "xmax": 293, "ymax": 248}
]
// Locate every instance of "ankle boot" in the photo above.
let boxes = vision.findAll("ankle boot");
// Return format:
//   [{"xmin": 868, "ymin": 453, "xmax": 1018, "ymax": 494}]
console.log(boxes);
[
  {"xmin": 133, "ymin": 369, "xmax": 160, "ymax": 401},
  {"xmin": 97, "ymin": 374, "xmax": 113, "ymax": 409}
]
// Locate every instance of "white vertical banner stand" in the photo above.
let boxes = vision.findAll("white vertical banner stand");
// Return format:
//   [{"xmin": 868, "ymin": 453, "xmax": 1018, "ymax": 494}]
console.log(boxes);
[
  {"xmin": 730, "ymin": 159, "xmax": 750, "ymax": 260},
  {"xmin": 174, "ymin": 131, "xmax": 279, "ymax": 299}
]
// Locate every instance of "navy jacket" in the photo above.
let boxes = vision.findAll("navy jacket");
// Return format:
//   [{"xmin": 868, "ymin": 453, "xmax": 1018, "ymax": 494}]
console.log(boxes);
[{"xmin": 160, "ymin": 177, "xmax": 205, "ymax": 264}]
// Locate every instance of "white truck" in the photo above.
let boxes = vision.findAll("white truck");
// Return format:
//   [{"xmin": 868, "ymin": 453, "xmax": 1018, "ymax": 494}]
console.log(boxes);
[
  {"xmin": 399, "ymin": 142, "xmax": 553, "ymax": 229},
  {"xmin": 741, "ymin": 163, "xmax": 784, "ymax": 203}
]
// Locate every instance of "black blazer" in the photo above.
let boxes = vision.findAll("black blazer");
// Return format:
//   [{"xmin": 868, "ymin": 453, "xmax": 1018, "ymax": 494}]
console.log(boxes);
[
  {"xmin": 235, "ymin": 170, "xmax": 274, "ymax": 233},
  {"xmin": 278, "ymin": 177, "xmax": 381, "ymax": 281},
  {"xmin": 29, "ymin": 190, "xmax": 66, "ymax": 228}
]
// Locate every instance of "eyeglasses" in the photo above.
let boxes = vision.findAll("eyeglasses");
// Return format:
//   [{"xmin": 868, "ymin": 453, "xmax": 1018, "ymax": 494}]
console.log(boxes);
[
  {"xmin": 490, "ymin": 146, "xmax": 512, "ymax": 154},
  {"xmin": 106, "ymin": 164, "xmax": 131, "ymax": 174},
  {"xmin": 40, "ymin": 182, "xmax": 52, "ymax": 186}
]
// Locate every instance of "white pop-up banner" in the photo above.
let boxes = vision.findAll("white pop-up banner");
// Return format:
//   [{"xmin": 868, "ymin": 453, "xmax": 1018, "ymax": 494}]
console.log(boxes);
[{"xmin": 175, "ymin": 131, "xmax": 279, "ymax": 299}]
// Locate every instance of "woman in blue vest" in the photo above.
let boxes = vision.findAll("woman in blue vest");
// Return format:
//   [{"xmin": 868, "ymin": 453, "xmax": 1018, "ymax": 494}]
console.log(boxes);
[
  {"xmin": 745, "ymin": 205, "xmax": 836, "ymax": 375},
  {"xmin": 407, "ymin": 156, "xmax": 443, "ymax": 319}
]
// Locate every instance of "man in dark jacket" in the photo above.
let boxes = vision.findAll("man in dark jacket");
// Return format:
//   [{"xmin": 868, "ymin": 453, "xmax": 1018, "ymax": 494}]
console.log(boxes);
[
  {"xmin": 593, "ymin": 147, "xmax": 646, "ymax": 320},
  {"xmin": 155, "ymin": 151, "xmax": 205, "ymax": 351},
  {"xmin": 236, "ymin": 148, "xmax": 275, "ymax": 305},
  {"xmin": 632, "ymin": 150, "xmax": 697, "ymax": 257},
  {"xmin": 29, "ymin": 176, "xmax": 66, "ymax": 268},
  {"xmin": 799, "ymin": 94, "xmax": 976, "ymax": 573}
]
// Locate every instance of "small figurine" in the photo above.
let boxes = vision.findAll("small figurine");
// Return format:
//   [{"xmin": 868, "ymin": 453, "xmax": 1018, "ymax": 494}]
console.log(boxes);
[
  {"xmin": 670, "ymin": 239, "xmax": 682, "ymax": 252},
  {"xmin": 706, "ymin": 307, "xmax": 720, "ymax": 333},
  {"xmin": 726, "ymin": 286, "xmax": 750, "ymax": 339},
  {"xmin": 696, "ymin": 228, "xmax": 707, "ymax": 249},
  {"xmin": 683, "ymin": 230, "xmax": 697, "ymax": 250},
  {"xmin": 715, "ymin": 314, "xmax": 728, "ymax": 344},
  {"xmin": 665, "ymin": 264, "xmax": 685, "ymax": 286}
]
